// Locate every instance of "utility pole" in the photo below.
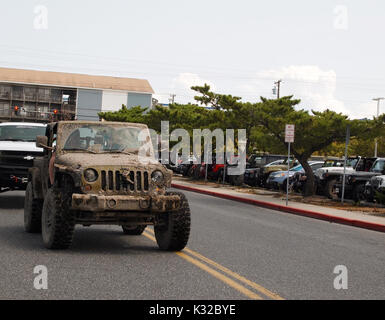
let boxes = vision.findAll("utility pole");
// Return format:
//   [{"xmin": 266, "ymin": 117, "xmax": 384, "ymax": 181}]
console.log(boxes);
[
  {"xmin": 373, "ymin": 97, "xmax": 384, "ymax": 157},
  {"xmin": 169, "ymin": 94, "xmax": 176, "ymax": 105},
  {"xmin": 274, "ymin": 80, "xmax": 282, "ymax": 99}
]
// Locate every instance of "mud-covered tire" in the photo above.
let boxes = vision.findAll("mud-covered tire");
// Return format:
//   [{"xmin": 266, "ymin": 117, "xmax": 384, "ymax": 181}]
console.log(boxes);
[
  {"xmin": 24, "ymin": 182, "xmax": 43, "ymax": 233},
  {"xmin": 154, "ymin": 191, "xmax": 191, "ymax": 251},
  {"xmin": 325, "ymin": 178, "xmax": 338, "ymax": 200},
  {"xmin": 122, "ymin": 225, "xmax": 146, "ymax": 235},
  {"xmin": 41, "ymin": 188, "xmax": 75, "ymax": 249}
]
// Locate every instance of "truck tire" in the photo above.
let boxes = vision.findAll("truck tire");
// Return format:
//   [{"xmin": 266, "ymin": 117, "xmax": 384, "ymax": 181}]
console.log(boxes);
[
  {"xmin": 230, "ymin": 174, "xmax": 244, "ymax": 186},
  {"xmin": 280, "ymin": 179, "xmax": 288, "ymax": 191},
  {"xmin": 24, "ymin": 182, "xmax": 43, "ymax": 233},
  {"xmin": 325, "ymin": 178, "xmax": 338, "ymax": 200},
  {"xmin": 216, "ymin": 169, "xmax": 224, "ymax": 183},
  {"xmin": 122, "ymin": 225, "xmax": 146, "ymax": 235},
  {"xmin": 41, "ymin": 188, "xmax": 75, "ymax": 249},
  {"xmin": 154, "ymin": 191, "xmax": 191, "ymax": 251},
  {"xmin": 187, "ymin": 166, "xmax": 195, "ymax": 177},
  {"xmin": 182, "ymin": 167, "xmax": 189, "ymax": 176},
  {"xmin": 193, "ymin": 165, "xmax": 201, "ymax": 180},
  {"xmin": 353, "ymin": 184, "xmax": 366, "ymax": 202}
]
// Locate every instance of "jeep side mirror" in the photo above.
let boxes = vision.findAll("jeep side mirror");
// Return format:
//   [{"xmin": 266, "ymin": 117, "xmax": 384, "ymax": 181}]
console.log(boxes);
[{"xmin": 36, "ymin": 135, "xmax": 49, "ymax": 148}]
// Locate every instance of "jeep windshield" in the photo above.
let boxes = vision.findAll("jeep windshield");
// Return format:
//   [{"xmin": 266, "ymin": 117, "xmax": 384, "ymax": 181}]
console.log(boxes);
[
  {"xmin": 61, "ymin": 124, "xmax": 151, "ymax": 154},
  {"xmin": 346, "ymin": 158, "xmax": 359, "ymax": 168},
  {"xmin": 0, "ymin": 125, "xmax": 46, "ymax": 142},
  {"xmin": 370, "ymin": 159, "xmax": 385, "ymax": 173}
]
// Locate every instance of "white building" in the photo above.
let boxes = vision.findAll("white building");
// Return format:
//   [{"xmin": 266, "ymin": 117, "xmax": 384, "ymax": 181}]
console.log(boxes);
[{"xmin": 0, "ymin": 67, "xmax": 154, "ymax": 122}]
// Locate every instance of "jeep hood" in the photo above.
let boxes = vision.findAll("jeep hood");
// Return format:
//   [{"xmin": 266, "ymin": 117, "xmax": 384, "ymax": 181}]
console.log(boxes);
[
  {"xmin": 0, "ymin": 141, "xmax": 43, "ymax": 152},
  {"xmin": 316, "ymin": 167, "xmax": 354, "ymax": 174},
  {"xmin": 56, "ymin": 152, "xmax": 160, "ymax": 169}
]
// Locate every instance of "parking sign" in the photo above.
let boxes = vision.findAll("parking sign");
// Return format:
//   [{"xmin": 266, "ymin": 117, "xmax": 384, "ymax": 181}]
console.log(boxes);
[{"xmin": 285, "ymin": 124, "xmax": 295, "ymax": 143}]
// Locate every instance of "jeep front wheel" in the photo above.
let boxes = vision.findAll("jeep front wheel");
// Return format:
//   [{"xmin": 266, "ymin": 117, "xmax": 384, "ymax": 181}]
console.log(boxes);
[
  {"xmin": 353, "ymin": 184, "xmax": 366, "ymax": 202},
  {"xmin": 122, "ymin": 225, "xmax": 146, "ymax": 235},
  {"xmin": 325, "ymin": 178, "xmax": 338, "ymax": 200},
  {"xmin": 41, "ymin": 188, "xmax": 75, "ymax": 249},
  {"xmin": 24, "ymin": 182, "xmax": 43, "ymax": 233},
  {"xmin": 154, "ymin": 191, "xmax": 191, "ymax": 251}
]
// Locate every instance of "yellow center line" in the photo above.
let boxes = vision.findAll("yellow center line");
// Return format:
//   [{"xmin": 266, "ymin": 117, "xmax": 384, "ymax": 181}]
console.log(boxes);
[
  {"xmin": 145, "ymin": 228, "xmax": 284, "ymax": 300},
  {"xmin": 142, "ymin": 231, "xmax": 263, "ymax": 300}
]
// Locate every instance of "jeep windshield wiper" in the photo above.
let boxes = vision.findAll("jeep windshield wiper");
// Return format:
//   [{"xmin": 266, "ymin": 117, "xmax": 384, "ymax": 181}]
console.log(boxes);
[
  {"xmin": 105, "ymin": 149, "xmax": 138, "ymax": 155},
  {"xmin": 64, "ymin": 148, "xmax": 97, "ymax": 154}
]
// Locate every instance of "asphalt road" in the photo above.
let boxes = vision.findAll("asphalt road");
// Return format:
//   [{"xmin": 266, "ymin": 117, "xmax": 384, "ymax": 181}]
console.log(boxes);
[{"xmin": 1, "ymin": 189, "xmax": 385, "ymax": 300}]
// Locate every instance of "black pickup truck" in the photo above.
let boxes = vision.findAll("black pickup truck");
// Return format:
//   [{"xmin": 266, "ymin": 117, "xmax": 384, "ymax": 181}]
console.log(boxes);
[{"xmin": 0, "ymin": 122, "xmax": 46, "ymax": 191}]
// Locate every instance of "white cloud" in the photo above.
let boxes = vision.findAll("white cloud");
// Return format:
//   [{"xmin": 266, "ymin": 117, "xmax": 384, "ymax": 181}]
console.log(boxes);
[
  {"xmin": 172, "ymin": 72, "xmax": 216, "ymax": 92},
  {"xmin": 250, "ymin": 65, "xmax": 350, "ymax": 115},
  {"xmin": 153, "ymin": 67, "xmax": 373, "ymax": 119},
  {"xmin": 153, "ymin": 73, "xmax": 216, "ymax": 105}
]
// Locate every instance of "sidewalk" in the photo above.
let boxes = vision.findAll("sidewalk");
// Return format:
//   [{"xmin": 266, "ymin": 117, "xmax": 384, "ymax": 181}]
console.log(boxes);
[{"xmin": 171, "ymin": 178, "xmax": 385, "ymax": 233}]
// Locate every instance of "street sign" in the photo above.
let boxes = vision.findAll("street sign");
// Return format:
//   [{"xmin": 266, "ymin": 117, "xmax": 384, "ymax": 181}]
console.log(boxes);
[
  {"xmin": 285, "ymin": 124, "xmax": 295, "ymax": 143},
  {"xmin": 285, "ymin": 124, "xmax": 295, "ymax": 206}
]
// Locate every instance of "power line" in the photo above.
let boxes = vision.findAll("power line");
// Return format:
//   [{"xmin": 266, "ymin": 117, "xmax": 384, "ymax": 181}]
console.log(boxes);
[
  {"xmin": 273, "ymin": 80, "xmax": 282, "ymax": 99},
  {"xmin": 169, "ymin": 94, "xmax": 176, "ymax": 104}
]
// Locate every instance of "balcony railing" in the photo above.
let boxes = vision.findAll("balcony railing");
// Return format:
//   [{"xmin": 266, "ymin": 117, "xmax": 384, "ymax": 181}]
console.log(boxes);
[{"xmin": 0, "ymin": 106, "xmax": 76, "ymax": 122}]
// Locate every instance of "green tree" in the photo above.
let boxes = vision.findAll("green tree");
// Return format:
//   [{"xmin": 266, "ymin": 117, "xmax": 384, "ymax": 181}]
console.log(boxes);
[
  {"xmin": 191, "ymin": 84, "xmax": 266, "ymax": 152},
  {"xmin": 254, "ymin": 97, "xmax": 385, "ymax": 195},
  {"xmin": 98, "ymin": 105, "xmax": 147, "ymax": 123}
]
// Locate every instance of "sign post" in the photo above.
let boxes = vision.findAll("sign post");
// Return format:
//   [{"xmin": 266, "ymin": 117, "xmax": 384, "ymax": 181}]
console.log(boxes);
[
  {"xmin": 341, "ymin": 125, "xmax": 350, "ymax": 204},
  {"xmin": 285, "ymin": 124, "xmax": 295, "ymax": 206}
]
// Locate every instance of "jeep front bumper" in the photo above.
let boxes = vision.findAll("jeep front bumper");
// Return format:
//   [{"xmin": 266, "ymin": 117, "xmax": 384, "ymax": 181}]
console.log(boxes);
[{"xmin": 71, "ymin": 194, "xmax": 181, "ymax": 212}]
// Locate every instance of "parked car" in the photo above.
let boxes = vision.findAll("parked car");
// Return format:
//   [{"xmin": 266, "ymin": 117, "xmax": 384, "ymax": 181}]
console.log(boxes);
[
  {"xmin": 246, "ymin": 154, "xmax": 287, "ymax": 169},
  {"xmin": 202, "ymin": 154, "xmax": 245, "ymax": 186},
  {"xmin": 266, "ymin": 161, "xmax": 324, "ymax": 190},
  {"xmin": 336, "ymin": 157, "xmax": 385, "ymax": 202},
  {"xmin": 257, "ymin": 158, "xmax": 299, "ymax": 187},
  {"xmin": 244, "ymin": 154, "xmax": 287, "ymax": 186},
  {"xmin": 314, "ymin": 156, "xmax": 377, "ymax": 199},
  {"xmin": 244, "ymin": 159, "xmax": 284, "ymax": 186},
  {"xmin": 364, "ymin": 173, "xmax": 385, "ymax": 203},
  {"xmin": 179, "ymin": 155, "xmax": 197, "ymax": 176},
  {"xmin": 292, "ymin": 157, "xmax": 343, "ymax": 194}
]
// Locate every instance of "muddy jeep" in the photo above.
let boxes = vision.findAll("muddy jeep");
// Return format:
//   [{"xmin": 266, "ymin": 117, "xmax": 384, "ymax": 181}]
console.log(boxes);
[{"xmin": 24, "ymin": 121, "xmax": 191, "ymax": 251}]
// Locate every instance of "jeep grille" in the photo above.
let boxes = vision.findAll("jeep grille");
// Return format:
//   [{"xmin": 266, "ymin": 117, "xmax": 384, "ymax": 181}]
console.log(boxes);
[{"xmin": 100, "ymin": 170, "xmax": 149, "ymax": 192}]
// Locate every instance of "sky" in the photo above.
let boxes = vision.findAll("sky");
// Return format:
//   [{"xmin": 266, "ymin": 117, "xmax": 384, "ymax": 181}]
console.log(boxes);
[{"xmin": 0, "ymin": 0, "xmax": 384, "ymax": 119}]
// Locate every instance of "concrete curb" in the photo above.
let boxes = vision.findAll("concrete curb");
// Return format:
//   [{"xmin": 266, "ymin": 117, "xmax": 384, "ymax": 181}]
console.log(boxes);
[{"xmin": 171, "ymin": 183, "xmax": 385, "ymax": 234}]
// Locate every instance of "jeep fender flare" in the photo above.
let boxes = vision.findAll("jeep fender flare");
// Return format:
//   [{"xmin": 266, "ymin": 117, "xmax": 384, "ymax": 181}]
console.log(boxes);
[{"xmin": 54, "ymin": 165, "xmax": 82, "ymax": 188}]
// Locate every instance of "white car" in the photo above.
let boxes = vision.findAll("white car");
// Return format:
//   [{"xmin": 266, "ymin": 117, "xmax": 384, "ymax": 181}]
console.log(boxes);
[{"xmin": 0, "ymin": 122, "xmax": 46, "ymax": 190}]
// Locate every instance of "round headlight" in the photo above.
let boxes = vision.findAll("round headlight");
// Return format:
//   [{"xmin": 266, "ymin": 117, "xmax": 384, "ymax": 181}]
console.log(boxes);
[
  {"xmin": 84, "ymin": 168, "xmax": 98, "ymax": 182},
  {"xmin": 151, "ymin": 170, "xmax": 164, "ymax": 185}
]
